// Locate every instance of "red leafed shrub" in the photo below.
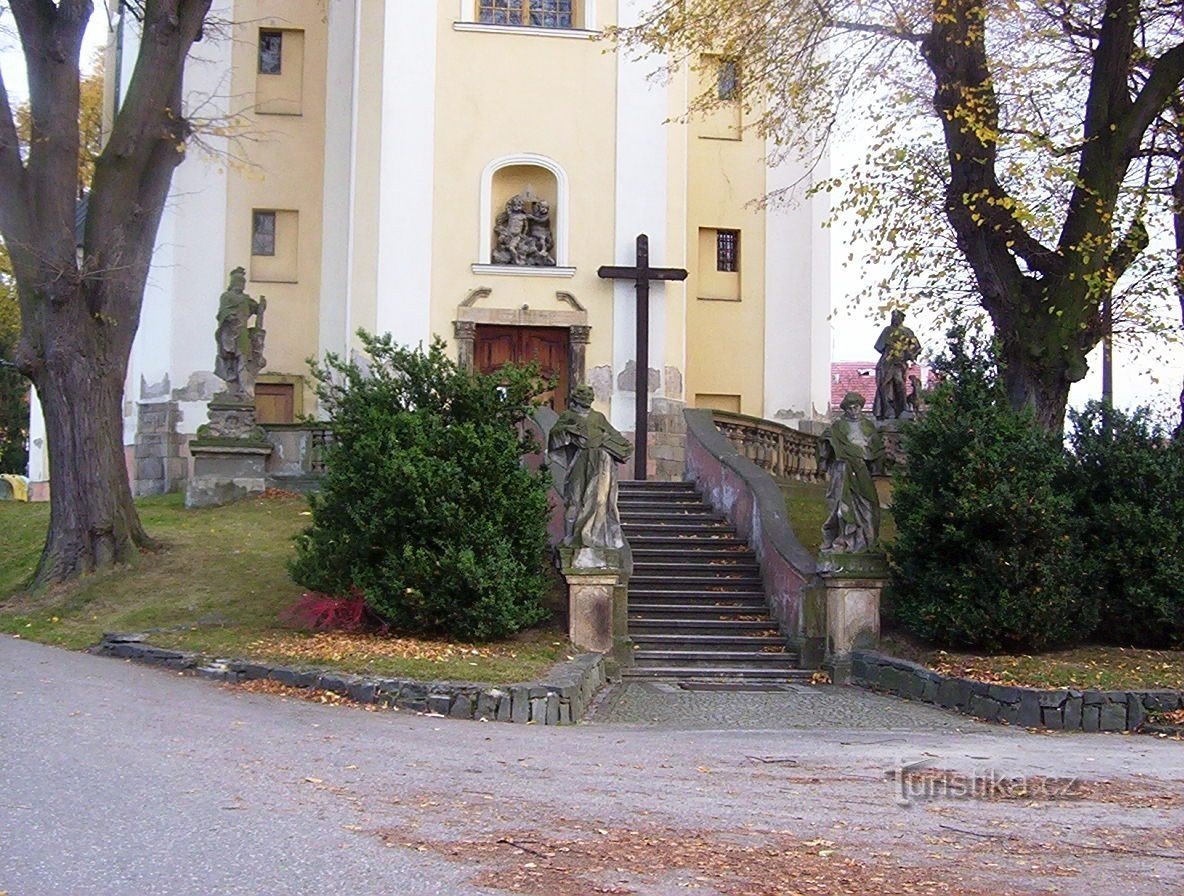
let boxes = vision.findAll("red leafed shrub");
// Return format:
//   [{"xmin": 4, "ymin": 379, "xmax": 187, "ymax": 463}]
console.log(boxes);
[{"xmin": 285, "ymin": 587, "xmax": 380, "ymax": 632}]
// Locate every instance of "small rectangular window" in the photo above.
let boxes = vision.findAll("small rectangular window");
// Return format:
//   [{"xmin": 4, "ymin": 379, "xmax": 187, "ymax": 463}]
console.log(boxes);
[
  {"xmin": 716, "ymin": 230, "xmax": 739, "ymax": 272},
  {"xmin": 717, "ymin": 59, "xmax": 740, "ymax": 101},
  {"xmin": 252, "ymin": 211, "xmax": 277, "ymax": 256},
  {"xmin": 259, "ymin": 30, "xmax": 283, "ymax": 75}
]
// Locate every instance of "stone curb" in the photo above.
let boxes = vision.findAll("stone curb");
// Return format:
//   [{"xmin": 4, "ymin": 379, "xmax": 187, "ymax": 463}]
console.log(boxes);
[
  {"xmin": 91, "ymin": 633, "xmax": 607, "ymax": 725},
  {"xmin": 851, "ymin": 649, "xmax": 1184, "ymax": 733}
]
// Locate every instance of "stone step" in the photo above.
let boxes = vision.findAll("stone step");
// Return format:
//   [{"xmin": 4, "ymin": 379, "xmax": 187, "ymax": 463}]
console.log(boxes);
[
  {"xmin": 618, "ymin": 494, "xmax": 705, "ymax": 506},
  {"xmin": 631, "ymin": 633, "xmax": 786, "ymax": 647},
  {"xmin": 629, "ymin": 591, "xmax": 767, "ymax": 603},
  {"xmin": 623, "ymin": 513, "xmax": 727, "ymax": 526},
  {"xmin": 627, "ymin": 536, "xmax": 751, "ymax": 550},
  {"xmin": 622, "ymin": 667, "xmax": 815, "ymax": 682},
  {"xmin": 631, "ymin": 543, "xmax": 753, "ymax": 556},
  {"xmin": 630, "ymin": 607, "xmax": 769, "ymax": 620},
  {"xmin": 630, "ymin": 574, "xmax": 764, "ymax": 588},
  {"xmin": 632, "ymin": 559, "xmax": 761, "ymax": 573},
  {"xmin": 619, "ymin": 480, "xmax": 698, "ymax": 490},
  {"xmin": 634, "ymin": 648, "xmax": 795, "ymax": 663},
  {"xmin": 623, "ymin": 522, "xmax": 732, "ymax": 535},
  {"xmin": 627, "ymin": 619, "xmax": 782, "ymax": 634}
]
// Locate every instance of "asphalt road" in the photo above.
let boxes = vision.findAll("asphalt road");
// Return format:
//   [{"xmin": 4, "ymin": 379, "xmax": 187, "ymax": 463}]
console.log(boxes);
[{"xmin": 2, "ymin": 635, "xmax": 1182, "ymax": 896}]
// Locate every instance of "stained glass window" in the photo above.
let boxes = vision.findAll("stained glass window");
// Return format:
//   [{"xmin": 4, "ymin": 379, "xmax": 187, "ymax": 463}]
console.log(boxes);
[{"xmin": 478, "ymin": 0, "xmax": 574, "ymax": 28}]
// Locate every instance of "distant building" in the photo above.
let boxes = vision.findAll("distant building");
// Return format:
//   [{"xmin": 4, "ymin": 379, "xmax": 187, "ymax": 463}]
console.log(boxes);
[{"xmin": 830, "ymin": 361, "xmax": 926, "ymax": 415}]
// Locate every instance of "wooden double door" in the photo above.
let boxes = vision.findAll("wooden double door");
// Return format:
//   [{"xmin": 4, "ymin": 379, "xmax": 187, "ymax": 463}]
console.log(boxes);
[{"xmin": 474, "ymin": 325, "xmax": 569, "ymax": 411}]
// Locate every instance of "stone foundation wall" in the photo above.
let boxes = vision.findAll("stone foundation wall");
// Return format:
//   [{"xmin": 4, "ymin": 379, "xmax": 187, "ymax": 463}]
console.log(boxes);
[
  {"xmin": 647, "ymin": 398, "xmax": 687, "ymax": 482},
  {"xmin": 93, "ymin": 634, "xmax": 607, "ymax": 725},
  {"xmin": 133, "ymin": 401, "xmax": 188, "ymax": 496},
  {"xmin": 852, "ymin": 650, "xmax": 1184, "ymax": 732}
]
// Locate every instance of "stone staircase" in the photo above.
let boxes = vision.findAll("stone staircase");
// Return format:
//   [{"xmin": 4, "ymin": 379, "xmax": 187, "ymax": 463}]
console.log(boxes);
[{"xmin": 618, "ymin": 480, "xmax": 811, "ymax": 681}]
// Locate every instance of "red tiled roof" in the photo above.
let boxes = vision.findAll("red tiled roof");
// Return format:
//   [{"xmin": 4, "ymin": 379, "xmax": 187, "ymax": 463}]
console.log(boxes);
[{"xmin": 831, "ymin": 361, "xmax": 925, "ymax": 412}]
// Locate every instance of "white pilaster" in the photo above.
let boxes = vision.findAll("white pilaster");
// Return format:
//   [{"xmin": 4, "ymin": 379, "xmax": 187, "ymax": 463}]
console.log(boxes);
[
  {"xmin": 126, "ymin": 1, "xmax": 232, "ymax": 437},
  {"xmin": 319, "ymin": 0, "xmax": 357, "ymax": 362},
  {"xmin": 763, "ymin": 143, "xmax": 831, "ymax": 421},
  {"xmin": 375, "ymin": 2, "xmax": 436, "ymax": 346},
  {"xmin": 611, "ymin": 0, "xmax": 670, "ymax": 432}
]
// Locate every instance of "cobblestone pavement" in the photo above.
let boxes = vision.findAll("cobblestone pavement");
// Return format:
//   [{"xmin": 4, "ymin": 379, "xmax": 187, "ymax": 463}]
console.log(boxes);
[{"xmin": 588, "ymin": 679, "xmax": 995, "ymax": 730}]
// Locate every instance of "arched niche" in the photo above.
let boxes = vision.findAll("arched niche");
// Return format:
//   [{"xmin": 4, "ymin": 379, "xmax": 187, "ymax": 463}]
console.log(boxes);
[{"xmin": 478, "ymin": 153, "xmax": 571, "ymax": 270}]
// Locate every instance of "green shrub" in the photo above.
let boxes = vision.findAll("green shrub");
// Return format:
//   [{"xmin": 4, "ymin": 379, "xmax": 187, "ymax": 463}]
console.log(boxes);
[
  {"xmin": 888, "ymin": 329, "xmax": 1094, "ymax": 652},
  {"xmin": 1069, "ymin": 403, "xmax": 1184, "ymax": 648},
  {"xmin": 289, "ymin": 332, "xmax": 551, "ymax": 641}
]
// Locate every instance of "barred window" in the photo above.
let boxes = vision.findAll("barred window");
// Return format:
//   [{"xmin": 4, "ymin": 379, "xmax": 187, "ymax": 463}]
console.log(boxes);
[
  {"xmin": 716, "ymin": 230, "xmax": 739, "ymax": 272},
  {"xmin": 258, "ymin": 30, "xmax": 283, "ymax": 74},
  {"xmin": 478, "ymin": 0, "xmax": 574, "ymax": 28}
]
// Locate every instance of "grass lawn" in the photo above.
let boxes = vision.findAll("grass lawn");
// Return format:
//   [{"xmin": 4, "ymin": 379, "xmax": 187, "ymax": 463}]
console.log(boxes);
[
  {"xmin": 879, "ymin": 632, "xmax": 1184, "ymax": 692},
  {"xmin": 0, "ymin": 493, "xmax": 569, "ymax": 683},
  {"xmin": 779, "ymin": 479, "xmax": 897, "ymax": 555}
]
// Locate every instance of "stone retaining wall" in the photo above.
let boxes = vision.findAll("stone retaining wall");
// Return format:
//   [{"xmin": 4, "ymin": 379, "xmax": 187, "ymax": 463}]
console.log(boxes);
[
  {"xmin": 94, "ymin": 634, "xmax": 606, "ymax": 725},
  {"xmin": 853, "ymin": 649, "xmax": 1184, "ymax": 732}
]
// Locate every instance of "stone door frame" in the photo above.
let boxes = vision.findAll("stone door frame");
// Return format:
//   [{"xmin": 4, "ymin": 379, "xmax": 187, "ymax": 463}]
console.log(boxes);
[{"xmin": 453, "ymin": 291, "xmax": 590, "ymax": 397}]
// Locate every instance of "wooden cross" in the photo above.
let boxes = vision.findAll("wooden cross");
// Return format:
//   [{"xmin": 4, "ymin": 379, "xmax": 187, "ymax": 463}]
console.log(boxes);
[{"xmin": 598, "ymin": 234, "xmax": 688, "ymax": 481}]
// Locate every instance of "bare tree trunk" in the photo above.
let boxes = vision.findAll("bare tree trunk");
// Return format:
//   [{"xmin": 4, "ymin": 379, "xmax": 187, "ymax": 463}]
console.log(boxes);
[
  {"xmin": 1173, "ymin": 150, "xmax": 1184, "ymax": 439},
  {"xmin": 16, "ymin": 280, "xmax": 152, "ymax": 586}
]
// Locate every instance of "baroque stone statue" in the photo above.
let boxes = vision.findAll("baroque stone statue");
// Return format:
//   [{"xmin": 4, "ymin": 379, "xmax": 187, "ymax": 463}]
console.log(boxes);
[
  {"xmin": 547, "ymin": 384, "xmax": 632, "ymax": 557},
  {"xmin": 492, "ymin": 193, "xmax": 555, "ymax": 267},
  {"xmin": 873, "ymin": 310, "xmax": 921, "ymax": 420},
  {"xmin": 819, "ymin": 392, "xmax": 885, "ymax": 554},
  {"xmin": 214, "ymin": 266, "xmax": 267, "ymax": 400}
]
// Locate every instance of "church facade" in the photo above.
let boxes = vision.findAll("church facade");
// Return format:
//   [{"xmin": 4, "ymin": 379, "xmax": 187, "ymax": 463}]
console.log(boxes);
[{"xmin": 27, "ymin": 0, "xmax": 831, "ymax": 496}]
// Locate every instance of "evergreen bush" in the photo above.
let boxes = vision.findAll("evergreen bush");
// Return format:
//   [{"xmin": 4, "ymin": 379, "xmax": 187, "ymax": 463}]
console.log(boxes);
[
  {"xmin": 888, "ymin": 328, "xmax": 1095, "ymax": 652},
  {"xmin": 289, "ymin": 333, "xmax": 551, "ymax": 641},
  {"xmin": 1068, "ymin": 403, "xmax": 1184, "ymax": 647}
]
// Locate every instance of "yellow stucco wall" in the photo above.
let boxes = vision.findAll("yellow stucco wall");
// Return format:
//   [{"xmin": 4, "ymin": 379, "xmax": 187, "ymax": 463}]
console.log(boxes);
[
  {"xmin": 429, "ymin": 5, "xmax": 619, "ymax": 375},
  {"xmin": 684, "ymin": 57, "xmax": 767, "ymax": 415},
  {"xmin": 225, "ymin": 2, "xmax": 329, "ymax": 412}
]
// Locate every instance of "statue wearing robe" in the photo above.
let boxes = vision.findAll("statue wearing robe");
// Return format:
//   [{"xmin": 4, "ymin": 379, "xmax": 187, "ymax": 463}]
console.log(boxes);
[
  {"xmin": 547, "ymin": 385, "xmax": 632, "ymax": 552},
  {"xmin": 820, "ymin": 392, "xmax": 885, "ymax": 554}
]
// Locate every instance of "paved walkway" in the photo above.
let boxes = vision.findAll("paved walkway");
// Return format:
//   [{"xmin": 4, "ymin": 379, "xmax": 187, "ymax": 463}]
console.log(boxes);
[
  {"xmin": 589, "ymin": 679, "xmax": 994, "ymax": 730},
  {"xmin": 3, "ymin": 636, "xmax": 1183, "ymax": 896}
]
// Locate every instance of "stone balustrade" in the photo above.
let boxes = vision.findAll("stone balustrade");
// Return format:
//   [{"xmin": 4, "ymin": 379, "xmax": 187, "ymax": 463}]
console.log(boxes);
[{"xmin": 710, "ymin": 410, "xmax": 824, "ymax": 483}]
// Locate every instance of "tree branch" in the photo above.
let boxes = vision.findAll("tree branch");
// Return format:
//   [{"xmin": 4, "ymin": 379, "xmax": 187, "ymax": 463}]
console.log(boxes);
[
  {"xmin": 1121, "ymin": 41, "xmax": 1184, "ymax": 160},
  {"xmin": 0, "ymin": 68, "xmax": 29, "ymax": 248}
]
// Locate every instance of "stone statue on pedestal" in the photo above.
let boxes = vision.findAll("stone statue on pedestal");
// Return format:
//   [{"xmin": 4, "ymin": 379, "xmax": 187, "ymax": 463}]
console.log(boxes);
[
  {"xmin": 819, "ymin": 392, "xmax": 885, "ymax": 554},
  {"xmin": 873, "ymin": 310, "xmax": 921, "ymax": 420},
  {"xmin": 547, "ymin": 384, "xmax": 631, "ymax": 561},
  {"xmin": 187, "ymin": 267, "xmax": 274, "ymax": 507}
]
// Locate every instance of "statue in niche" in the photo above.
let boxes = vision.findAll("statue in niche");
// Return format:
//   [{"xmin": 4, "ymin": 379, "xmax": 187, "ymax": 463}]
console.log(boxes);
[
  {"xmin": 526, "ymin": 199, "xmax": 556, "ymax": 266},
  {"xmin": 492, "ymin": 193, "xmax": 555, "ymax": 266},
  {"xmin": 819, "ymin": 392, "xmax": 885, "ymax": 554},
  {"xmin": 872, "ymin": 309, "xmax": 922, "ymax": 420},
  {"xmin": 547, "ymin": 384, "xmax": 632, "ymax": 556},
  {"xmin": 213, "ymin": 266, "xmax": 267, "ymax": 400}
]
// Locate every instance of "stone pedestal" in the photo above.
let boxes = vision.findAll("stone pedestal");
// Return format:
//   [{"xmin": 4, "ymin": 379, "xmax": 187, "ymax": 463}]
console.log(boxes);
[
  {"xmin": 185, "ymin": 440, "xmax": 273, "ymax": 508},
  {"xmin": 557, "ymin": 546, "xmax": 631, "ymax": 674},
  {"xmin": 817, "ymin": 552, "xmax": 887, "ymax": 684}
]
